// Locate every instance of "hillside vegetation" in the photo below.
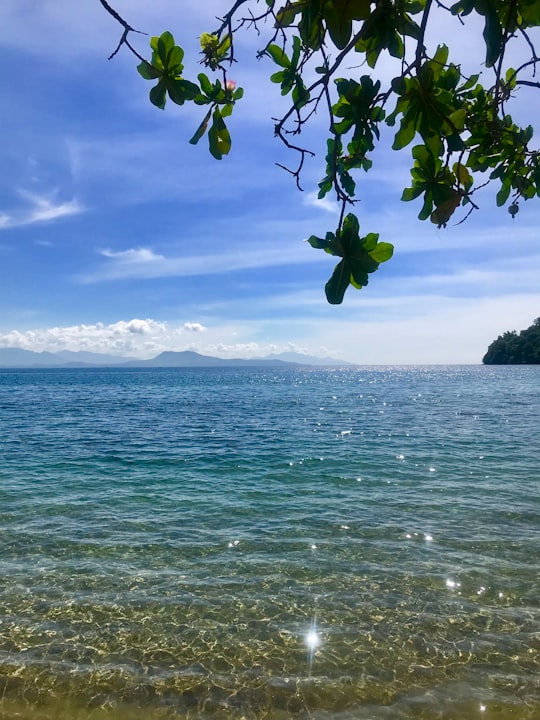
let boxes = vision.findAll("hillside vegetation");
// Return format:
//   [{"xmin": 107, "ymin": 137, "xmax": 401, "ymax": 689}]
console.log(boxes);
[{"xmin": 483, "ymin": 318, "xmax": 540, "ymax": 364}]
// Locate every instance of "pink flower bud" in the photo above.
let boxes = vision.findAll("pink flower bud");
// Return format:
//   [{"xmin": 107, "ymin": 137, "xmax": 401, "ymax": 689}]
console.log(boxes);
[{"xmin": 225, "ymin": 79, "xmax": 236, "ymax": 91}]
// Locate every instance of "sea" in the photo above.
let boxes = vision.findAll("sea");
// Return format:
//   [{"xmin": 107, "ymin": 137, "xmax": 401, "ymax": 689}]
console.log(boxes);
[{"xmin": 0, "ymin": 365, "xmax": 538, "ymax": 720}]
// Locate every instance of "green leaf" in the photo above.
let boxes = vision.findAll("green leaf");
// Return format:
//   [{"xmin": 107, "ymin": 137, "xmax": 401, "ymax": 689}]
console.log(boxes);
[
  {"xmin": 292, "ymin": 78, "xmax": 310, "ymax": 108},
  {"xmin": 393, "ymin": 120, "xmax": 416, "ymax": 150},
  {"xmin": 275, "ymin": 1, "xmax": 305, "ymax": 27},
  {"xmin": 217, "ymin": 34, "xmax": 231, "ymax": 55},
  {"xmin": 137, "ymin": 61, "xmax": 162, "ymax": 80},
  {"xmin": 317, "ymin": 175, "xmax": 333, "ymax": 199},
  {"xmin": 298, "ymin": 1, "xmax": 325, "ymax": 49},
  {"xmin": 198, "ymin": 73, "xmax": 214, "ymax": 96},
  {"xmin": 388, "ymin": 31, "xmax": 405, "ymax": 60},
  {"xmin": 307, "ymin": 235, "xmax": 331, "ymax": 250},
  {"xmin": 340, "ymin": 213, "xmax": 360, "ymax": 251},
  {"xmin": 520, "ymin": 0, "xmax": 540, "ymax": 26},
  {"xmin": 349, "ymin": 248, "xmax": 379, "ymax": 274},
  {"xmin": 166, "ymin": 78, "xmax": 200, "ymax": 105},
  {"xmin": 167, "ymin": 45, "xmax": 184, "ymax": 74},
  {"xmin": 418, "ymin": 192, "xmax": 433, "ymax": 220},
  {"xmin": 453, "ymin": 162, "xmax": 472, "ymax": 187},
  {"xmin": 183, "ymin": 80, "xmax": 200, "ymax": 100},
  {"xmin": 401, "ymin": 186, "xmax": 424, "ymax": 201},
  {"xmin": 424, "ymin": 133, "xmax": 444, "ymax": 158},
  {"xmin": 208, "ymin": 107, "xmax": 231, "ymax": 159},
  {"xmin": 265, "ymin": 43, "xmax": 290, "ymax": 68},
  {"xmin": 157, "ymin": 31, "xmax": 175, "ymax": 68},
  {"xmin": 450, "ymin": 0, "xmax": 474, "ymax": 16},
  {"xmin": 534, "ymin": 165, "xmax": 540, "ymax": 198},
  {"xmin": 325, "ymin": 259, "xmax": 351, "ymax": 304},
  {"xmin": 431, "ymin": 44, "xmax": 449, "ymax": 79},
  {"xmin": 482, "ymin": 1, "xmax": 502, "ymax": 67},
  {"xmin": 446, "ymin": 133, "xmax": 465, "ymax": 152},
  {"xmin": 165, "ymin": 79, "xmax": 186, "ymax": 105},
  {"xmin": 368, "ymin": 242, "xmax": 394, "ymax": 263},
  {"xmin": 149, "ymin": 36, "xmax": 164, "ymax": 71},
  {"xmin": 149, "ymin": 80, "xmax": 166, "ymax": 109},
  {"xmin": 189, "ymin": 108, "xmax": 213, "ymax": 145},
  {"xmin": 340, "ymin": 170, "xmax": 356, "ymax": 196},
  {"xmin": 391, "ymin": 76, "xmax": 407, "ymax": 95},
  {"xmin": 324, "ymin": 4, "xmax": 352, "ymax": 49},
  {"xmin": 349, "ymin": 260, "xmax": 369, "ymax": 289},
  {"xmin": 496, "ymin": 182, "xmax": 511, "ymax": 207},
  {"xmin": 270, "ymin": 70, "xmax": 286, "ymax": 84},
  {"xmin": 361, "ymin": 233, "xmax": 379, "ymax": 252},
  {"xmin": 290, "ymin": 34, "xmax": 303, "ymax": 68},
  {"xmin": 460, "ymin": 73, "xmax": 479, "ymax": 91},
  {"xmin": 448, "ymin": 108, "xmax": 467, "ymax": 131}
]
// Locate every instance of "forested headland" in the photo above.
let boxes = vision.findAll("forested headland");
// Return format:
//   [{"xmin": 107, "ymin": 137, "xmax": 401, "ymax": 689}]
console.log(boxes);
[{"xmin": 483, "ymin": 318, "xmax": 540, "ymax": 364}]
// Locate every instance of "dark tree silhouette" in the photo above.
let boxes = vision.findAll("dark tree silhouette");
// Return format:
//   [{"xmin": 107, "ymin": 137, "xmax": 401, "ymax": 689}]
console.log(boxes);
[{"xmin": 483, "ymin": 318, "xmax": 540, "ymax": 364}]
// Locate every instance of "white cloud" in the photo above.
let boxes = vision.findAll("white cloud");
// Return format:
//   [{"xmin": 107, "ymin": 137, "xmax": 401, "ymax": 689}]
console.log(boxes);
[
  {"xmin": 0, "ymin": 190, "xmax": 83, "ymax": 230},
  {"xmin": 100, "ymin": 247, "xmax": 165, "ymax": 263},
  {"xmin": 0, "ymin": 319, "xmax": 168, "ymax": 356},
  {"xmin": 303, "ymin": 191, "xmax": 339, "ymax": 214},
  {"xmin": 82, "ymin": 240, "xmax": 326, "ymax": 282},
  {"xmin": 0, "ymin": 317, "xmax": 344, "ymax": 361},
  {"xmin": 109, "ymin": 319, "xmax": 166, "ymax": 335},
  {"xmin": 20, "ymin": 190, "xmax": 82, "ymax": 223},
  {"xmin": 0, "ymin": 318, "xmax": 265, "ymax": 358},
  {"xmin": 206, "ymin": 342, "xmax": 270, "ymax": 358}
]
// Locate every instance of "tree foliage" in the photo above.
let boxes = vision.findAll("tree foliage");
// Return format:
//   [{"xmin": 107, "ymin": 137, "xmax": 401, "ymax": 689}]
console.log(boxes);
[
  {"xmin": 483, "ymin": 317, "xmax": 540, "ymax": 364},
  {"xmin": 100, "ymin": 0, "xmax": 540, "ymax": 303}
]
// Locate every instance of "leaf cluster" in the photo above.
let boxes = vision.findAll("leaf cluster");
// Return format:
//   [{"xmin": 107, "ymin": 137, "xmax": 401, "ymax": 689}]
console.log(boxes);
[
  {"xmin": 104, "ymin": 0, "xmax": 540, "ymax": 303},
  {"xmin": 307, "ymin": 213, "xmax": 393, "ymax": 303},
  {"xmin": 136, "ymin": 31, "xmax": 243, "ymax": 159}
]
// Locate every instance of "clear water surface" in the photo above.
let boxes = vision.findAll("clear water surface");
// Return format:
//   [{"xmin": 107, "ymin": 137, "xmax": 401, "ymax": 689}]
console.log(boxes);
[{"xmin": 0, "ymin": 365, "xmax": 538, "ymax": 719}]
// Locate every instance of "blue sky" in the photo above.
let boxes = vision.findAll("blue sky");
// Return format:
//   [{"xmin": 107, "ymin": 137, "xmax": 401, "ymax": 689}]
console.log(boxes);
[{"xmin": 0, "ymin": 1, "xmax": 539, "ymax": 363}]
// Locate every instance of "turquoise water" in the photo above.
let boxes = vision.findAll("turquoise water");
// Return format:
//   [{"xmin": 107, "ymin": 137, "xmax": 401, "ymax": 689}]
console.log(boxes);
[{"xmin": 0, "ymin": 366, "xmax": 538, "ymax": 719}]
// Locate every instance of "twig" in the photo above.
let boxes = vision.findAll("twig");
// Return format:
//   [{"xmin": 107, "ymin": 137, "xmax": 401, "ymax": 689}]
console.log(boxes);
[{"xmin": 98, "ymin": 0, "xmax": 147, "ymax": 60}]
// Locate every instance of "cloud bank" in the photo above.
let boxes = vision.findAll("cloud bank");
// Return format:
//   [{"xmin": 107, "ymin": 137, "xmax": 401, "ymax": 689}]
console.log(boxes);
[{"xmin": 0, "ymin": 319, "xmax": 208, "ymax": 357}]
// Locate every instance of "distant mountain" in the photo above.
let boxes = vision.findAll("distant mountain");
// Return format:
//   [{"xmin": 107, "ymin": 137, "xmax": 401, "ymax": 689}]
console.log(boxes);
[
  {"xmin": 53, "ymin": 350, "xmax": 130, "ymax": 365},
  {"xmin": 0, "ymin": 347, "xmax": 353, "ymax": 369},
  {"xmin": 0, "ymin": 348, "xmax": 132, "ymax": 368},
  {"xmin": 121, "ymin": 351, "xmax": 299, "ymax": 368},
  {"xmin": 263, "ymin": 351, "xmax": 352, "ymax": 366}
]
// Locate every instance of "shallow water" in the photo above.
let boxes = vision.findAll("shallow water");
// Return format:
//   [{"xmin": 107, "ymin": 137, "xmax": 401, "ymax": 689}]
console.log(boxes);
[{"xmin": 0, "ymin": 366, "xmax": 538, "ymax": 718}]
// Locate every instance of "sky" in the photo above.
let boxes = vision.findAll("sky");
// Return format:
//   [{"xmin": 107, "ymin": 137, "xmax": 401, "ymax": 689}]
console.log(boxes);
[{"xmin": 0, "ymin": 1, "xmax": 539, "ymax": 364}]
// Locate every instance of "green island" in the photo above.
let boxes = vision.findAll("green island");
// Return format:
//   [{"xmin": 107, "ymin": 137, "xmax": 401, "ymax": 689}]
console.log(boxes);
[{"xmin": 483, "ymin": 317, "xmax": 540, "ymax": 364}]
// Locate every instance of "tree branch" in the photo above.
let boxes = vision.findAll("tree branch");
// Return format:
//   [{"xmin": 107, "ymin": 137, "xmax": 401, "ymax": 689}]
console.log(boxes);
[{"xmin": 98, "ymin": 0, "xmax": 147, "ymax": 60}]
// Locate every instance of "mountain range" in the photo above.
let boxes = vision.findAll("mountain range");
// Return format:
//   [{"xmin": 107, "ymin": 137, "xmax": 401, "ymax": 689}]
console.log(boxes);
[{"xmin": 0, "ymin": 348, "xmax": 351, "ymax": 369}]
